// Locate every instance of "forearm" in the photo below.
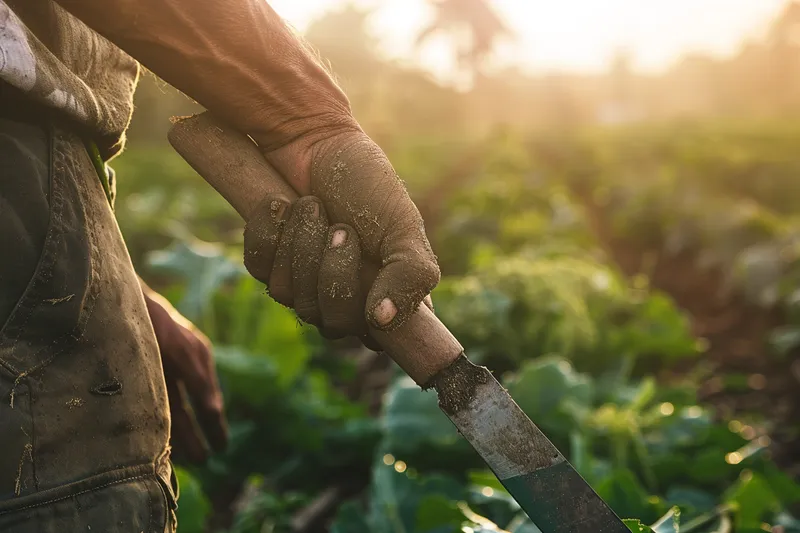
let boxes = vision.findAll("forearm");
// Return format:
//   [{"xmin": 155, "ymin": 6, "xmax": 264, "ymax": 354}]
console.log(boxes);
[
  {"xmin": 55, "ymin": 0, "xmax": 359, "ymax": 178},
  {"xmin": 138, "ymin": 276, "xmax": 195, "ymax": 331}
]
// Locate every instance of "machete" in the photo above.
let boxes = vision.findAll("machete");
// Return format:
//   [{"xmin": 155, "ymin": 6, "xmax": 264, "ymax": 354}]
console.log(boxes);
[{"xmin": 168, "ymin": 112, "xmax": 630, "ymax": 533}]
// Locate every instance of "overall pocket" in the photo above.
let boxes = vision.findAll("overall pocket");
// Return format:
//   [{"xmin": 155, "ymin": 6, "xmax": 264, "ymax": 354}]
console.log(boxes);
[
  {"xmin": 0, "ymin": 466, "xmax": 171, "ymax": 533},
  {"xmin": 0, "ymin": 120, "xmax": 96, "ymax": 374},
  {"xmin": 0, "ymin": 119, "xmax": 98, "ymax": 499},
  {"xmin": 0, "ymin": 117, "xmax": 51, "ymax": 341}
]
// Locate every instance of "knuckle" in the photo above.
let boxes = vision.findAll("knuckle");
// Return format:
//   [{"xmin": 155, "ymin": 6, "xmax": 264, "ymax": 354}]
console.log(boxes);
[
  {"xmin": 294, "ymin": 298, "xmax": 320, "ymax": 324},
  {"xmin": 244, "ymin": 220, "xmax": 282, "ymax": 250},
  {"xmin": 293, "ymin": 196, "xmax": 325, "ymax": 224},
  {"xmin": 417, "ymin": 258, "xmax": 441, "ymax": 288},
  {"xmin": 243, "ymin": 259, "xmax": 271, "ymax": 284},
  {"xmin": 296, "ymin": 195, "xmax": 321, "ymax": 206},
  {"xmin": 201, "ymin": 395, "xmax": 225, "ymax": 415},
  {"xmin": 320, "ymin": 275, "xmax": 358, "ymax": 301},
  {"xmin": 256, "ymin": 194, "xmax": 292, "ymax": 223},
  {"xmin": 267, "ymin": 284, "xmax": 293, "ymax": 307}
]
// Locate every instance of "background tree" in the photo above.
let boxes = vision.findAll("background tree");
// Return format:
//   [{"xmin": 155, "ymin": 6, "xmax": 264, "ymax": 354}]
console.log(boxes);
[{"xmin": 415, "ymin": 0, "xmax": 511, "ymax": 82}]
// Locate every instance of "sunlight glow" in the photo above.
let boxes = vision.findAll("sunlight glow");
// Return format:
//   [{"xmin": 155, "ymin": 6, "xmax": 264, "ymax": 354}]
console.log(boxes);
[
  {"xmin": 686, "ymin": 406, "xmax": 703, "ymax": 419},
  {"xmin": 270, "ymin": 0, "xmax": 787, "ymax": 77},
  {"xmin": 726, "ymin": 452, "xmax": 743, "ymax": 465}
]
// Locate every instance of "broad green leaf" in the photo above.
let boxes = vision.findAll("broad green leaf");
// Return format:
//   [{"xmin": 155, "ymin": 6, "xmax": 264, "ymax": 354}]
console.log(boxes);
[
  {"xmin": 665, "ymin": 487, "xmax": 716, "ymax": 516},
  {"xmin": 214, "ymin": 346, "xmax": 280, "ymax": 407},
  {"xmin": 215, "ymin": 275, "xmax": 314, "ymax": 387},
  {"xmin": 415, "ymin": 495, "xmax": 464, "ymax": 532},
  {"xmin": 616, "ymin": 377, "xmax": 657, "ymax": 412},
  {"xmin": 147, "ymin": 239, "xmax": 241, "ymax": 323},
  {"xmin": 174, "ymin": 466, "xmax": 211, "ymax": 533},
  {"xmin": 762, "ymin": 463, "xmax": 800, "ymax": 506},
  {"xmin": 330, "ymin": 501, "xmax": 371, "ymax": 533},
  {"xmin": 247, "ymin": 293, "xmax": 315, "ymax": 386},
  {"xmin": 368, "ymin": 457, "xmax": 466, "ymax": 533},
  {"xmin": 505, "ymin": 357, "xmax": 593, "ymax": 433},
  {"xmin": 623, "ymin": 519, "xmax": 654, "ymax": 532},
  {"xmin": 725, "ymin": 471, "xmax": 781, "ymax": 530},
  {"xmin": 646, "ymin": 406, "xmax": 714, "ymax": 459},
  {"xmin": 595, "ymin": 469, "xmax": 665, "ymax": 524},
  {"xmin": 381, "ymin": 376, "xmax": 463, "ymax": 458}
]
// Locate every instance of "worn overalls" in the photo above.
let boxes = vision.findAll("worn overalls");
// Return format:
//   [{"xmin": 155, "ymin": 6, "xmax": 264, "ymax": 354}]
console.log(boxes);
[{"xmin": 0, "ymin": 1, "xmax": 178, "ymax": 528}]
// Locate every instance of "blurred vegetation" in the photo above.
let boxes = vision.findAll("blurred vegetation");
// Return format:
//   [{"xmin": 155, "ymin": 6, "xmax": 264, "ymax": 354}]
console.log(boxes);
[{"xmin": 115, "ymin": 1, "xmax": 800, "ymax": 531}]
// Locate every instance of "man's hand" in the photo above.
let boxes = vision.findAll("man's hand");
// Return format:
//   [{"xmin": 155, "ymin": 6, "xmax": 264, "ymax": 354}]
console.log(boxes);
[
  {"xmin": 142, "ymin": 285, "xmax": 228, "ymax": 464},
  {"xmin": 244, "ymin": 130, "xmax": 439, "ymax": 341},
  {"xmin": 54, "ymin": 0, "xmax": 440, "ymax": 336}
]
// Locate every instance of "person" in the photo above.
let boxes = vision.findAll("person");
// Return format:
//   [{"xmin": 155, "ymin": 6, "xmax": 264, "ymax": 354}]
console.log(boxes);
[{"xmin": 0, "ymin": 0, "xmax": 440, "ymax": 530}]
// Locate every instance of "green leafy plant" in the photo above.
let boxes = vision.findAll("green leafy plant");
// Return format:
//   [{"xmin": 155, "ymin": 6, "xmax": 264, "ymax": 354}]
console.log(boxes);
[{"xmin": 118, "ymin": 119, "xmax": 800, "ymax": 533}]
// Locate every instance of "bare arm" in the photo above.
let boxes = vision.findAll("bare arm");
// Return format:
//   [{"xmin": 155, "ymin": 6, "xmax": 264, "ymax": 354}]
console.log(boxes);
[
  {"xmin": 139, "ymin": 277, "xmax": 228, "ymax": 461},
  {"xmin": 58, "ymin": 0, "xmax": 440, "ymax": 332},
  {"xmin": 55, "ymin": 0, "xmax": 360, "ymax": 191}
]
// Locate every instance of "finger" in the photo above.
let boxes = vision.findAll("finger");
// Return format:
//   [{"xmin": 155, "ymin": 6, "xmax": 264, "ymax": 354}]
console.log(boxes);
[
  {"xmin": 243, "ymin": 194, "xmax": 292, "ymax": 284},
  {"xmin": 318, "ymin": 224, "xmax": 364, "ymax": 338},
  {"xmin": 268, "ymin": 203, "xmax": 298, "ymax": 307},
  {"xmin": 180, "ymin": 336, "xmax": 229, "ymax": 453},
  {"xmin": 289, "ymin": 197, "xmax": 329, "ymax": 325},
  {"xmin": 366, "ymin": 209, "xmax": 439, "ymax": 330},
  {"xmin": 166, "ymin": 378, "xmax": 209, "ymax": 464}
]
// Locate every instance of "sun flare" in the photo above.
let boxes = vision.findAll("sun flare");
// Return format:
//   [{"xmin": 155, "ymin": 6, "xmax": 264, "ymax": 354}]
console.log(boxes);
[{"xmin": 270, "ymin": 0, "xmax": 788, "ymax": 78}]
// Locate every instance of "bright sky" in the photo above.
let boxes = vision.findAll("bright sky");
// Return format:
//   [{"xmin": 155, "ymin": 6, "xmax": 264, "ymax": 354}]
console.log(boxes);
[{"xmin": 270, "ymin": 0, "xmax": 788, "ymax": 79}]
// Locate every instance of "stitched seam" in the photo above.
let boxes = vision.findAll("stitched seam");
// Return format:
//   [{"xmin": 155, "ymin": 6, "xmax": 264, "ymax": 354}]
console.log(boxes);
[
  {"xmin": 155, "ymin": 471, "xmax": 173, "ymax": 532},
  {"xmin": 0, "ymin": 358, "xmax": 18, "ymax": 377},
  {"xmin": 28, "ymin": 378, "xmax": 38, "ymax": 491},
  {"xmin": 0, "ymin": 473, "xmax": 152, "ymax": 516},
  {"xmin": 0, "ymin": 129, "xmax": 101, "ymax": 376},
  {"xmin": 72, "ymin": 136, "xmax": 101, "ymax": 337},
  {"xmin": 148, "ymin": 475, "xmax": 154, "ymax": 533}
]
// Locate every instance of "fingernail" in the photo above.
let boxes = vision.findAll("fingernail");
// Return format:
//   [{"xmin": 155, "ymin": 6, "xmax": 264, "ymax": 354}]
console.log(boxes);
[
  {"xmin": 331, "ymin": 229, "xmax": 348, "ymax": 248},
  {"xmin": 424, "ymin": 294, "xmax": 433, "ymax": 309},
  {"xmin": 373, "ymin": 298, "xmax": 397, "ymax": 327},
  {"xmin": 270, "ymin": 199, "xmax": 289, "ymax": 221}
]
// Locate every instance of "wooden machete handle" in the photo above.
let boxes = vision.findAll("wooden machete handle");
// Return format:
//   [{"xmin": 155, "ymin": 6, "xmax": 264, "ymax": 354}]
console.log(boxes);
[{"xmin": 168, "ymin": 112, "xmax": 463, "ymax": 386}]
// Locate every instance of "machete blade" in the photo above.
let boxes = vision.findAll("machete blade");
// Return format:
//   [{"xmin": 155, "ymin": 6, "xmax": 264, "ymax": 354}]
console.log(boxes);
[{"xmin": 431, "ymin": 356, "xmax": 630, "ymax": 533}]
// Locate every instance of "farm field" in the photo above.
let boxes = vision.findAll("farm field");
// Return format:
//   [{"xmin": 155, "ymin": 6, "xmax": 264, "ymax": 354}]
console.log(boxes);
[{"xmin": 114, "ymin": 120, "xmax": 800, "ymax": 533}]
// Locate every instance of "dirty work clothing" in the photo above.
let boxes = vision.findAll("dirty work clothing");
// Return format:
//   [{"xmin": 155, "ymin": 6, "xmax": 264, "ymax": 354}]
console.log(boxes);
[
  {"xmin": 0, "ymin": 0, "xmax": 138, "ymax": 159},
  {"xmin": 0, "ymin": 108, "xmax": 176, "ymax": 532}
]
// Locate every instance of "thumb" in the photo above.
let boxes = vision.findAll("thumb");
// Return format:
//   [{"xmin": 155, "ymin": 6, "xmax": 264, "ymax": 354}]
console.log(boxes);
[
  {"xmin": 366, "ymin": 210, "xmax": 440, "ymax": 330},
  {"xmin": 309, "ymin": 132, "xmax": 440, "ymax": 330}
]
